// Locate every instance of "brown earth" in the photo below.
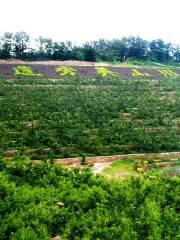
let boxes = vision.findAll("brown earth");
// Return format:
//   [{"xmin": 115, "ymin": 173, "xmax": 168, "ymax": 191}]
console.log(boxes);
[
  {"xmin": 0, "ymin": 59, "xmax": 108, "ymax": 66},
  {"xmin": 0, "ymin": 60, "xmax": 173, "ymax": 79},
  {"xmin": 33, "ymin": 151, "xmax": 180, "ymax": 166}
]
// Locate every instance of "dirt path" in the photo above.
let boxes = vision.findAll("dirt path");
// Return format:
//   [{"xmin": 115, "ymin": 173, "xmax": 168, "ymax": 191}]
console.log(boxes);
[
  {"xmin": 34, "ymin": 151, "xmax": 180, "ymax": 166},
  {"xmin": 0, "ymin": 59, "xmax": 109, "ymax": 66},
  {"xmin": 92, "ymin": 162, "xmax": 112, "ymax": 174}
]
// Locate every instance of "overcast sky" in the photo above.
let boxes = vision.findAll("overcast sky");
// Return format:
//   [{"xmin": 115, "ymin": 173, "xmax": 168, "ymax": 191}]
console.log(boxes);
[{"xmin": 0, "ymin": 0, "xmax": 179, "ymax": 45}]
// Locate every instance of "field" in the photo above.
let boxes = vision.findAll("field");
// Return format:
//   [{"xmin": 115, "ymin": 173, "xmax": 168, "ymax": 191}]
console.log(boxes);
[{"xmin": 0, "ymin": 62, "xmax": 180, "ymax": 239}]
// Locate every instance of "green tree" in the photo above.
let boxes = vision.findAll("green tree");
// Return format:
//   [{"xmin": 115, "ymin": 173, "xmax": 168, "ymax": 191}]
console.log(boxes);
[
  {"xmin": 38, "ymin": 37, "xmax": 54, "ymax": 59},
  {"xmin": 0, "ymin": 32, "xmax": 13, "ymax": 59},
  {"xmin": 149, "ymin": 39, "xmax": 172, "ymax": 62},
  {"xmin": 123, "ymin": 36, "xmax": 148, "ymax": 60},
  {"xmin": 13, "ymin": 31, "xmax": 30, "ymax": 59},
  {"xmin": 83, "ymin": 43, "xmax": 96, "ymax": 61}
]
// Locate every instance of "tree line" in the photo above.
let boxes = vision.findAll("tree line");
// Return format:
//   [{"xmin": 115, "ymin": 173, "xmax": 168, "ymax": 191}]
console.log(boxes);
[{"xmin": 1, "ymin": 31, "xmax": 180, "ymax": 63}]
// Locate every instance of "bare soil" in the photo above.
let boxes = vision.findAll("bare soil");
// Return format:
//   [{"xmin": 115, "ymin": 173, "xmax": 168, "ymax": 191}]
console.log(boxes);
[
  {"xmin": 0, "ymin": 60, "xmax": 167, "ymax": 79},
  {"xmin": 0, "ymin": 59, "xmax": 108, "ymax": 66},
  {"xmin": 33, "ymin": 151, "xmax": 180, "ymax": 166}
]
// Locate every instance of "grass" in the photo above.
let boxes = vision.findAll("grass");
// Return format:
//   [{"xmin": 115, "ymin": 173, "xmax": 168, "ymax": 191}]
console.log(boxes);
[
  {"xmin": 102, "ymin": 157, "xmax": 180, "ymax": 178},
  {"xmin": 106, "ymin": 59, "xmax": 180, "ymax": 69},
  {"xmin": 148, "ymin": 159, "xmax": 180, "ymax": 175},
  {"xmin": 103, "ymin": 158, "xmax": 137, "ymax": 177}
]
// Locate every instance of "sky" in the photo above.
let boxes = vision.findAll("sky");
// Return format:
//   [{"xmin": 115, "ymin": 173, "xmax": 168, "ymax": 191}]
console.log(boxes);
[{"xmin": 0, "ymin": 0, "xmax": 180, "ymax": 45}]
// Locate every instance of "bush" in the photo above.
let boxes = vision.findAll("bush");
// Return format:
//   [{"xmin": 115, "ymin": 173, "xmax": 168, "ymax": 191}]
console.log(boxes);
[
  {"xmin": 55, "ymin": 66, "xmax": 77, "ymax": 77},
  {"xmin": 0, "ymin": 157, "xmax": 179, "ymax": 240},
  {"xmin": 13, "ymin": 65, "xmax": 43, "ymax": 77}
]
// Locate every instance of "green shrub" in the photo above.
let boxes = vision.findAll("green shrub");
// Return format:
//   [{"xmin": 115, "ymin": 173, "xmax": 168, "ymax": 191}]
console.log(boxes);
[
  {"xmin": 131, "ymin": 69, "xmax": 150, "ymax": 77},
  {"xmin": 96, "ymin": 67, "xmax": 119, "ymax": 77},
  {"xmin": 0, "ymin": 157, "xmax": 179, "ymax": 239},
  {"xmin": 13, "ymin": 65, "xmax": 43, "ymax": 77},
  {"xmin": 0, "ymin": 158, "xmax": 179, "ymax": 240},
  {"xmin": 158, "ymin": 69, "xmax": 177, "ymax": 78},
  {"xmin": 55, "ymin": 66, "xmax": 77, "ymax": 77}
]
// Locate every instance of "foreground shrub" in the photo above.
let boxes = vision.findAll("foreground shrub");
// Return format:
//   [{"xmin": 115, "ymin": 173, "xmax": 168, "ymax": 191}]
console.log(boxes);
[{"xmin": 0, "ymin": 157, "xmax": 179, "ymax": 240}]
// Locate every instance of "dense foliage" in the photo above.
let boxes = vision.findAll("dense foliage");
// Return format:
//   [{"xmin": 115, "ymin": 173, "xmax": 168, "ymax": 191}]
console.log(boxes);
[
  {"xmin": 0, "ymin": 74, "xmax": 180, "ymax": 159},
  {"xmin": 0, "ymin": 157, "xmax": 179, "ymax": 240},
  {"xmin": 1, "ymin": 32, "xmax": 180, "ymax": 63},
  {"xmin": 0, "ymin": 58, "xmax": 180, "ymax": 239}
]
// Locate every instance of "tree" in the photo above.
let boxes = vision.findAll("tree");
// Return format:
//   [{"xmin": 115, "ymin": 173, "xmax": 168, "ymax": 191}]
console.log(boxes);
[
  {"xmin": 110, "ymin": 39, "xmax": 127, "ymax": 61},
  {"xmin": 123, "ymin": 36, "xmax": 148, "ymax": 60},
  {"xmin": 0, "ymin": 31, "xmax": 180, "ymax": 63},
  {"xmin": 91, "ymin": 39, "xmax": 127, "ymax": 62},
  {"xmin": 13, "ymin": 31, "xmax": 30, "ymax": 59},
  {"xmin": 174, "ymin": 46, "xmax": 180, "ymax": 62},
  {"xmin": 38, "ymin": 37, "xmax": 54, "ymax": 59},
  {"xmin": 91, "ymin": 39, "xmax": 110, "ymax": 61},
  {"xmin": 149, "ymin": 39, "xmax": 172, "ymax": 62},
  {"xmin": 83, "ymin": 43, "xmax": 96, "ymax": 61},
  {"xmin": 0, "ymin": 32, "xmax": 13, "ymax": 59},
  {"xmin": 72, "ymin": 46, "xmax": 84, "ymax": 60},
  {"xmin": 52, "ymin": 41, "xmax": 73, "ymax": 60}
]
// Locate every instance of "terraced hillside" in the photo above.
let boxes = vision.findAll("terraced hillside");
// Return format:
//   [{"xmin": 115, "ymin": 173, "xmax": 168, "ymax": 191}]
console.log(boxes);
[
  {"xmin": 0, "ymin": 67, "xmax": 180, "ymax": 160},
  {"xmin": 0, "ymin": 63, "xmax": 180, "ymax": 240}
]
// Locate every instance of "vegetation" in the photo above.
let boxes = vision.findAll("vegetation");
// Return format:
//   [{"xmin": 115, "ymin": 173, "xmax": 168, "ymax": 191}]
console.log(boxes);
[
  {"xmin": 0, "ymin": 74, "xmax": 180, "ymax": 159},
  {"xmin": 96, "ymin": 67, "xmax": 119, "ymax": 77},
  {"xmin": 0, "ymin": 157, "xmax": 179, "ymax": 240},
  {"xmin": 13, "ymin": 65, "xmax": 43, "ymax": 77},
  {"xmin": 103, "ymin": 157, "xmax": 180, "ymax": 178},
  {"xmin": 80, "ymin": 153, "xmax": 87, "ymax": 165},
  {"xmin": 0, "ymin": 63, "xmax": 180, "ymax": 239},
  {"xmin": 56, "ymin": 66, "xmax": 77, "ymax": 77},
  {"xmin": 131, "ymin": 69, "xmax": 150, "ymax": 77},
  {"xmin": 158, "ymin": 69, "xmax": 177, "ymax": 78},
  {"xmin": 1, "ymin": 32, "xmax": 180, "ymax": 64}
]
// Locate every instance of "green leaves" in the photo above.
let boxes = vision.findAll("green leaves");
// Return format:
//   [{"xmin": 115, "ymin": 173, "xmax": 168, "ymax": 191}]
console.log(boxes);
[
  {"xmin": 131, "ymin": 69, "xmax": 150, "ymax": 77},
  {"xmin": 96, "ymin": 67, "xmax": 119, "ymax": 77},
  {"xmin": 13, "ymin": 65, "xmax": 43, "ymax": 77},
  {"xmin": 158, "ymin": 69, "xmax": 177, "ymax": 78},
  {"xmin": 56, "ymin": 66, "xmax": 77, "ymax": 77},
  {"xmin": 0, "ymin": 158, "xmax": 179, "ymax": 239}
]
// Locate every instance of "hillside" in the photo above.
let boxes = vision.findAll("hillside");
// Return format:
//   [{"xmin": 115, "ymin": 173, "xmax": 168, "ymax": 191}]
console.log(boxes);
[
  {"xmin": 0, "ymin": 62, "xmax": 180, "ymax": 239},
  {"xmin": 0, "ymin": 60, "xmax": 180, "ymax": 80}
]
